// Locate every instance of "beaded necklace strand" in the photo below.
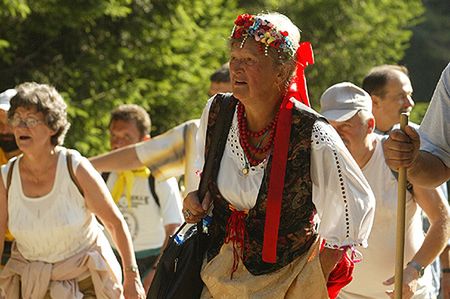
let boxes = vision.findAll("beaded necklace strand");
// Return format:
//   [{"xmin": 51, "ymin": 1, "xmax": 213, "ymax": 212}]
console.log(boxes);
[{"xmin": 237, "ymin": 102, "xmax": 278, "ymax": 174}]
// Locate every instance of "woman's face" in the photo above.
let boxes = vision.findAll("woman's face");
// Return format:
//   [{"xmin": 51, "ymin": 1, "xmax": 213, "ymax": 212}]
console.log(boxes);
[
  {"xmin": 229, "ymin": 39, "xmax": 283, "ymax": 106},
  {"xmin": 10, "ymin": 107, "xmax": 55, "ymax": 152}
]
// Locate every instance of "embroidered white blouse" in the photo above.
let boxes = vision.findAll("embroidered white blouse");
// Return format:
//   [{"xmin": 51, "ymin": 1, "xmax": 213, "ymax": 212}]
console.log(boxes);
[{"xmin": 195, "ymin": 98, "xmax": 375, "ymax": 249}]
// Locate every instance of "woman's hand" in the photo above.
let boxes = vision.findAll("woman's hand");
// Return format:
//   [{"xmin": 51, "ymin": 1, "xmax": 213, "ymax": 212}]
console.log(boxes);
[
  {"xmin": 383, "ymin": 265, "xmax": 419, "ymax": 299},
  {"xmin": 182, "ymin": 191, "xmax": 212, "ymax": 223},
  {"xmin": 123, "ymin": 274, "xmax": 146, "ymax": 299}
]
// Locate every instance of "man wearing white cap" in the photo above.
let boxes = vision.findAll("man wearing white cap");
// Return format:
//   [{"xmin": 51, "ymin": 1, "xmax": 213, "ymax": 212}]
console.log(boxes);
[
  {"xmin": 320, "ymin": 82, "xmax": 449, "ymax": 299},
  {"xmin": 0, "ymin": 89, "xmax": 21, "ymax": 165}
]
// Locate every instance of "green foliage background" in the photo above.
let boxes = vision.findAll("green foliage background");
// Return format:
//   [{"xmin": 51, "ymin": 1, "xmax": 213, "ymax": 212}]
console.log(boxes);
[
  {"xmin": 239, "ymin": 0, "xmax": 424, "ymax": 107},
  {"xmin": 402, "ymin": 0, "xmax": 450, "ymax": 101},
  {"xmin": 0, "ymin": 0, "xmax": 238, "ymax": 155},
  {"xmin": 1, "ymin": 0, "xmax": 445, "ymax": 157}
]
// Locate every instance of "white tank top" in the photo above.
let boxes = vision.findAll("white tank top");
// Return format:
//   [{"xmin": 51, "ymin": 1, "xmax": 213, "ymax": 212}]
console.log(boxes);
[{"xmin": 2, "ymin": 148, "xmax": 101, "ymax": 263}]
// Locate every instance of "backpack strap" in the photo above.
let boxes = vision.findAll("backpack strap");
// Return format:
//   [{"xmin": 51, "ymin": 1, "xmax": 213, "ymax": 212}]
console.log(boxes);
[
  {"xmin": 101, "ymin": 172, "xmax": 111, "ymax": 182},
  {"xmin": 66, "ymin": 150, "xmax": 84, "ymax": 197},
  {"xmin": 148, "ymin": 174, "xmax": 160, "ymax": 207},
  {"xmin": 6, "ymin": 159, "xmax": 17, "ymax": 199},
  {"xmin": 101, "ymin": 170, "xmax": 160, "ymax": 207}
]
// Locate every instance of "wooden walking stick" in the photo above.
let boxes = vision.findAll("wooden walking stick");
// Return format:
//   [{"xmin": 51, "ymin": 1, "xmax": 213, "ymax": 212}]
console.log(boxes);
[{"xmin": 394, "ymin": 113, "xmax": 409, "ymax": 299}]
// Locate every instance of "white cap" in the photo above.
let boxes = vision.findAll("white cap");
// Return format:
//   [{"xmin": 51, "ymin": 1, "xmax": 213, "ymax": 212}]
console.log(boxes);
[
  {"xmin": 320, "ymin": 82, "xmax": 372, "ymax": 121},
  {"xmin": 0, "ymin": 89, "xmax": 17, "ymax": 111}
]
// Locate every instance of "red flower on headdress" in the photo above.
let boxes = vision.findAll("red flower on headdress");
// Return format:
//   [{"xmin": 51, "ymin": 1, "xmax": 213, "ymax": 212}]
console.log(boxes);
[
  {"xmin": 280, "ymin": 31, "xmax": 289, "ymax": 37},
  {"xmin": 235, "ymin": 14, "xmax": 254, "ymax": 27}
]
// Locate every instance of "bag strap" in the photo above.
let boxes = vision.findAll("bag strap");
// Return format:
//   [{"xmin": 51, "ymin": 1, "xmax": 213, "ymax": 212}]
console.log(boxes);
[
  {"xmin": 197, "ymin": 93, "xmax": 237, "ymax": 201},
  {"xmin": 6, "ymin": 159, "xmax": 17, "ymax": 199},
  {"xmin": 66, "ymin": 150, "xmax": 85, "ymax": 196},
  {"xmin": 172, "ymin": 93, "xmax": 237, "ymax": 236}
]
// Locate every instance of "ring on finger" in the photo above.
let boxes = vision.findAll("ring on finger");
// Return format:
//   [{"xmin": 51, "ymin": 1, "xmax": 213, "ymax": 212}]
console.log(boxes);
[{"xmin": 183, "ymin": 209, "xmax": 193, "ymax": 219}]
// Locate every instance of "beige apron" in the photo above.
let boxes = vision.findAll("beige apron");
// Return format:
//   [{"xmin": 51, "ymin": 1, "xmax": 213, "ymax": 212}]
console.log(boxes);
[{"xmin": 201, "ymin": 238, "xmax": 329, "ymax": 299}]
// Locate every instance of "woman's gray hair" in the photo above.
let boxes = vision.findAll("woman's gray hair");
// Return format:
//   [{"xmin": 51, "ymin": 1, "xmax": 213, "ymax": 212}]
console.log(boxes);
[
  {"xmin": 258, "ymin": 13, "xmax": 301, "ymax": 85},
  {"xmin": 8, "ymin": 82, "xmax": 70, "ymax": 146}
]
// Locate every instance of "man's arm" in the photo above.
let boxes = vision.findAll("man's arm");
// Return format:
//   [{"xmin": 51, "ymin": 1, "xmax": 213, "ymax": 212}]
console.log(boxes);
[
  {"xmin": 383, "ymin": 126, "xmax": 450, "ymax": 188},
  {"xmin": 407, "ymin": 151, "xmax": 450, "ymax": 188},
  {"xmin": 90, "ymin": 144, "xmax": 143, "ymax": 172},
  {"xmin": 409, "ymin": 186, "xmax": 449, "ymax": 269},
  {"xmin": 383, "ymin": 185, "xmax": 450, "ymax": 298}
]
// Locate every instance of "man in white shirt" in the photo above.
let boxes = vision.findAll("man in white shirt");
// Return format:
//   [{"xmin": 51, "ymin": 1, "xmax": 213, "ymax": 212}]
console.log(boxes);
[
  {"xmin": 90, "ymin": 63, "xmax": 232, "ymax": 195},
  {"xmin": 320, "ymin": 82, "xmax": 449, "ymax": 299},
  {"xmin": 104, "ymin": 104, "xmax": 183, "ymax": 293},
  {"xmin": 362, "ymin": 64, "xmax": 448, "ymax": 297}
]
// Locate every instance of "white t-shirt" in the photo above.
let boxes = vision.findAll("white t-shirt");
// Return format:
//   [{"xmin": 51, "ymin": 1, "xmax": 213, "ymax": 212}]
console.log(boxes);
[
  {"xmin": 419, "ymin": 62, "xmax": 450, "ymax": 168},
  {"xmin": 106, "ymin": 174, "xmax": 183, "ymax": 252},
  {"xmin": 195, "ymin": 98, "xmax": 376, "ymax": 249},
  {"xmin": 340, "ymin": 135, "xmax": 432, "ymax": 299}
]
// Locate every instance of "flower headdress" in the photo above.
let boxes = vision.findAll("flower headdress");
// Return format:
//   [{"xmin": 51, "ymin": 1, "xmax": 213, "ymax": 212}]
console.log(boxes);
[{"xmin": 230, "ymin": 13, "xmax": 297, "ymax": 59}]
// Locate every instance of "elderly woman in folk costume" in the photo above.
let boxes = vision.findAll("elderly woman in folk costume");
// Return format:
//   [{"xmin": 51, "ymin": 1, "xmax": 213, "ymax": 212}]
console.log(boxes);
[
  {"xmin": 0, "ymin": 83, "xmax": 145, "ymax": 298},
  {"xmin": 182, "ymin": 12, "xmax": 376, "ymax": 298}
]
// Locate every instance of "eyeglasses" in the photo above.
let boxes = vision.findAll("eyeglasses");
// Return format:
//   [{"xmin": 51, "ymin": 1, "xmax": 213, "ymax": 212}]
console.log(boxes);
[{"xmin": 9, "ymin": 117, "xmax": 44, "ymax": 128}]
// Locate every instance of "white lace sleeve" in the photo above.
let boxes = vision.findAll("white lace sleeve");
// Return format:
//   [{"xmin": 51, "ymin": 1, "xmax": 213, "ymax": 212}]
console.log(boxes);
[{"xmin": 311, "ymin": 120, "xmax": 375, "ymax": 249}]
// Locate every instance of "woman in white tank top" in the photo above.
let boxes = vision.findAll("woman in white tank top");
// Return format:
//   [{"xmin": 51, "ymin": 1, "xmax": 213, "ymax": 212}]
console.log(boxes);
[{"xmin": 0, "ymin": 83, "xmax": 145, "ymax": 298}]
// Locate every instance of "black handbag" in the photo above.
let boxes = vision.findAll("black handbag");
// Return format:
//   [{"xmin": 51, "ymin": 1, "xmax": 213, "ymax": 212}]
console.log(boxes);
[{"xmin": 148, "ymin": 93, "xmax": 237, "ymax": 299}]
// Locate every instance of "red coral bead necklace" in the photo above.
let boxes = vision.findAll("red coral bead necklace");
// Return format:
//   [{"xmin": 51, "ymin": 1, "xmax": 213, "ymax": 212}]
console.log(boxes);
[{"xmin": 237, "ymin": 102, "xmax": 278, "ymax": 175}]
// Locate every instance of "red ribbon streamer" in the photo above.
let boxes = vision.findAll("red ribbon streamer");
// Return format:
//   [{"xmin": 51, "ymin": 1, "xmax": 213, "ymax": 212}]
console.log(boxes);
[{"xmin": 262, "ymin": 42, "xmax": 314, "ymax": 263}]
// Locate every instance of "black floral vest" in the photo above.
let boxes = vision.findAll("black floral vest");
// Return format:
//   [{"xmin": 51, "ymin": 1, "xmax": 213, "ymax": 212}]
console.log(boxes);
[{"xmin": 204, "ymin": 98, "xmax": 324, "ymax": 275}]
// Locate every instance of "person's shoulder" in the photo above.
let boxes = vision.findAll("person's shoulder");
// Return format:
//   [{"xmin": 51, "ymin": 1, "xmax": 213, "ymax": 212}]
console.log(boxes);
[
  {"xmin": 183, "ymin": 119, "xmax": 200, "ymax": 129},
  {"xmin": 1, "ymin": 155, "xmax": 19, "ymax": 174},
  {"xmin": 209, "ymin": 92, "xmax": 236, "ymax": 111},
  {"xmin": 61, "ymin": 147, "xmax": 89, "ymax": 172},
  {"xmin": 292, "ymin": 100, "xmax": 317, "ymax": 114},
  {"xmin": 310, "ymin": 120, "xmax": 344, "ymax": 150},
  {"xmin": 154, "ymin": 176, "xmax": 179, "ymax": 190},
  {"xmin": 61, "ymin": 147, "xmax": 82, "ymax": 157},
  {"xmin": 441, "ymin": 62, "xmax": 450, "ymax": 79},
  {"xmin": 292, "ymin": 100, "xmax": 327, "ymax": 123}
]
